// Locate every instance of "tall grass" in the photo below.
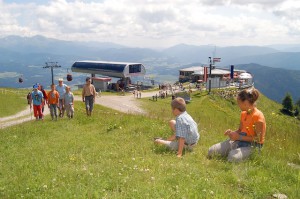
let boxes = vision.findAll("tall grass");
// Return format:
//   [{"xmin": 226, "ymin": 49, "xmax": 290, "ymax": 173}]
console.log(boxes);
[{"xmin": 0, "ymin": 89, "xmax": 299, "ymax": 198}]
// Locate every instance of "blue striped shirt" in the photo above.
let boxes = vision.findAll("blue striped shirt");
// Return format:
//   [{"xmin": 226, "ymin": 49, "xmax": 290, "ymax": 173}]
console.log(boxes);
[{"xmin": 175, "ymin": 111, "xmax": 200, "ymax": 144}]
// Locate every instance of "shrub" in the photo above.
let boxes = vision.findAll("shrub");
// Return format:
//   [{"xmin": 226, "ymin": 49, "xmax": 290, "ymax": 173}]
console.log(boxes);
[{"xmin": 281, "ymin": 93, "xmax": 293, "ymax": 114}]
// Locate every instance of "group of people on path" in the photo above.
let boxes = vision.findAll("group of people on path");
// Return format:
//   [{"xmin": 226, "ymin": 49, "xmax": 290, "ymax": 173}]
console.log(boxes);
[
  {"xmin": 154, "ymin": 87, "xmax": 266, "ymax": 162},
  {"xmin": 29, "ymin": 78, "xmax": 74, "ymax": 121},
  {"xmin": 29, "ymin": 76, "xmax": 97, "ymax": 120}
]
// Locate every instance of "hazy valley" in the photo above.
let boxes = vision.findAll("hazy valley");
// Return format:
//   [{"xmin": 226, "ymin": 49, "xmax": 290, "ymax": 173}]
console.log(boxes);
[{"xmin": 0, "ymin": 35, "xmax": 300, "ymax": 102}]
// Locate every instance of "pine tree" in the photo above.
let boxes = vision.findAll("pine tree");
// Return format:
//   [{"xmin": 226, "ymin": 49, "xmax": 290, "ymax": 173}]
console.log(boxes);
[{"xmin": 282, "ymin": 93, "xmax": 293, "ymax": 112}]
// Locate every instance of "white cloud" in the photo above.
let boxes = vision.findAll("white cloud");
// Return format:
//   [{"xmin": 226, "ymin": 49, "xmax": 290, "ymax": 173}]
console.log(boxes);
[
  {"xmin": 0, "ymin": 0, "xmax": 299, "ymax": 48},
  {"xmin": 201, "ymin": 0, "xmax": 284, "ymax": 7}
]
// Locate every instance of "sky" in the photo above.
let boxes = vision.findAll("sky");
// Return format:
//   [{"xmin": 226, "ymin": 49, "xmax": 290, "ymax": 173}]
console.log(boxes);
[{"xmin": 0, "ymin": 0, "xmax": 300, "ymax": 48}]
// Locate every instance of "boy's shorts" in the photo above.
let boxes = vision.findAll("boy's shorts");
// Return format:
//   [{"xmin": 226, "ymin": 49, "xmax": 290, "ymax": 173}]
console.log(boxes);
[{"xmin": 167, "ymin": 141, "xmax": 196, "ymax": 151}]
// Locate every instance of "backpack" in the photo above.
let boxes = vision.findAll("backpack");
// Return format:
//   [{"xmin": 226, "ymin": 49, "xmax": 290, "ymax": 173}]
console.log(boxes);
[{"xmin": 27, "ymin": 92, "xmax": 32, "ymax": 104}]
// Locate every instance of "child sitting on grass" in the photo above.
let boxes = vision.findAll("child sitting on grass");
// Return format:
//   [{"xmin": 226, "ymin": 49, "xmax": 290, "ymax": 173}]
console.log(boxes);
[
  {"xmin": 207, "ymin": 88, "xmax": 266, "ymax": 162},
  {"xmin": 154, "ymin": 97, "xmax": 200, "ymax": 157}
]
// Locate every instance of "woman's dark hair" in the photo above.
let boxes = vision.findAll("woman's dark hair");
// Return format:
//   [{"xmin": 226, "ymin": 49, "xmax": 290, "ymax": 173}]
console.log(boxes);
[{"xmin": 237, "ymin": 88, "xmax": 260, "ymax": 104}]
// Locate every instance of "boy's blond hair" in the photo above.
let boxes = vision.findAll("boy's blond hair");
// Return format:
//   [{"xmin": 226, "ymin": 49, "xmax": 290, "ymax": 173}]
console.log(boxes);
[{"xmin": 171, "ymin": 97, "xmax": 186, "ymax": 112}]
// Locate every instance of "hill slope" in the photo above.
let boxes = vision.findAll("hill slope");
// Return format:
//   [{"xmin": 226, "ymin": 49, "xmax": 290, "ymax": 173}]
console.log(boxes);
[{"xmin": 0, "ymin": 89, "xmax": 299, "ymax": 198}]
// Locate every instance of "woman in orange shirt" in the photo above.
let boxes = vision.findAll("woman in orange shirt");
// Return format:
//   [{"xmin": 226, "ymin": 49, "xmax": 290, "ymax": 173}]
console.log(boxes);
[{"xmin": 208, "ymin": 88, "xmax": 266, "ymax": 162}]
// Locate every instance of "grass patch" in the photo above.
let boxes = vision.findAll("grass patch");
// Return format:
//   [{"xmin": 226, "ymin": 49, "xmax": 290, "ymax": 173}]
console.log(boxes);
[
  {"xmin": 0, "ymin": 89, "xmax": 299, "ymax": 198},
  {"xmin": 0, "ymin": 88, "xmax": 30, "ymax": 117}
]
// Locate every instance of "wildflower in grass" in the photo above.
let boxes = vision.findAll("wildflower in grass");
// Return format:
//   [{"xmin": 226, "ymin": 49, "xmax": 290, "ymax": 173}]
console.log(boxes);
[{"xmin": 69, "ymin": 154, "xmax": 76, "ymax": 162}]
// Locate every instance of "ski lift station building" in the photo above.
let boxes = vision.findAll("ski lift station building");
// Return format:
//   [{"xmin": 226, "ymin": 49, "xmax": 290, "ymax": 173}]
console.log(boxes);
[{"xmin": 71, "ymin": 61, "xmax": 146, "ymax": 91}]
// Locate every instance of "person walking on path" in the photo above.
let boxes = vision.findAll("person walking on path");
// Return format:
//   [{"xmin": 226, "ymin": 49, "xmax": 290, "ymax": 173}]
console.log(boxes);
[
  {"xmin": 207, "ymin": 88, "xmax": 266, "ymax": 162},
  {"xmin": 82, "ymin": 77, "xmax": 96, "ymax": 116},
  {"xmin": 30, "ymin": 84, "xmax": 44, "ymax": 121},
  {"xmin": 63, "ymin": 86, "xmax": 74, "ymax": 119},
  {"xmin": 39, "ymin": 84, "xmax": 48, "ymax": 114},
  {"xmin": 154, "ymin": 97, "xmax": 200, "ymax": 158},
  {"xmin": 56, "ymin": 78, "xmax": 67, "ymax": 117},
  {"xmin": 47, "ymin": 84, "xmax": 59, "ymax": 121}
]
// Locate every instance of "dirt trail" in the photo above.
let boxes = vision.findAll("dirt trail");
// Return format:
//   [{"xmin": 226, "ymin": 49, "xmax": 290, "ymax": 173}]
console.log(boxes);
[
  {"xmin": 0, "ymin": 91, "xmax": 159, "ymax": 129},
  {"xmin": 74, "ymin": 91, "xmax": 158, "ymax": 115},
  {"xmin": 0, "ymin": 107, "xmax": 50, "ymax": 129}
]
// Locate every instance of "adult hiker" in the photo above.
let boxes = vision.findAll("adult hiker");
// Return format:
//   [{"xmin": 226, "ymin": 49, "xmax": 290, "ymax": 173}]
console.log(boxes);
[
  {"xmin": 38, "ymin": 84, "xmax": 48, "ymax": 114},
  {"xmin": 82, "ymin": 77, "xmax": 96, "ymax": 116},
  {"xmin": 56, "ymin": 78, "xmax": 67, "ymax": 117}
]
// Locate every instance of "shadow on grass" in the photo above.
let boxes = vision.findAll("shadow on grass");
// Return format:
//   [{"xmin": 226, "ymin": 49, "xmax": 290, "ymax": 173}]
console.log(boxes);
[
  {"xmin": 152, "ymin": 144, "xmax": 192, "ymax": 157},
  {"xmin": 280, "ymin": 109, "xmax": 294, "ymax": 116},
  {"xmin": 152, "ymin": 145, "xmax": 174, "ymax": 155},
  {"xmin": 192, "ymin": 91, "xmax": 209, "ymax": 98}
]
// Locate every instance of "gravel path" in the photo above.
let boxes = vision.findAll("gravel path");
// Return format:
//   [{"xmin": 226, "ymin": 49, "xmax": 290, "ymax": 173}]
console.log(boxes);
[
  {"xmin": 74, "ymin": 91, "xmax": 158, "ymax": 115},
  {"xmin": 0, "ymin": 107, "xmax": 50, "ymax": 129}
]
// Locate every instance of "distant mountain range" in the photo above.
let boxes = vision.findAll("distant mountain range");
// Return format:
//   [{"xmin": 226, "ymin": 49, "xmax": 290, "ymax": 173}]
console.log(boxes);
[
  {"xmin": 235, "ymin": 64, "xmax": 300, "ymax": 102},
  {"xmin": 0, "ymin": 35, "xmax": 299, "ymax": 102}
]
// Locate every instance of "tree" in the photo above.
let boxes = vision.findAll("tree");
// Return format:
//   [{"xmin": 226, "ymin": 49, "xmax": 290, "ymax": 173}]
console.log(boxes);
[{"xmin": 282, "ymin": 93, "xmax": 293, "ymax": 112}]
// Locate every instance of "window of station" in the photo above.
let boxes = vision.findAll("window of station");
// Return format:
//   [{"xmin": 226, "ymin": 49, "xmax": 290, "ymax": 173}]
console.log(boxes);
[{"xmin": 129, "ymin": 64, "xmax": 141, "ymax": 73}]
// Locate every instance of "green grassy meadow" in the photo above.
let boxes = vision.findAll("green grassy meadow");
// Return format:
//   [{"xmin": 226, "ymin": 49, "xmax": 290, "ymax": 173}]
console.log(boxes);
[
  {"xmin": 0, "ymin": 88, "xmax": 299, "ymax": 198},
  {"xmin": 0, "ymin": 88, "xmax": 30, "ymax": 117}
]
